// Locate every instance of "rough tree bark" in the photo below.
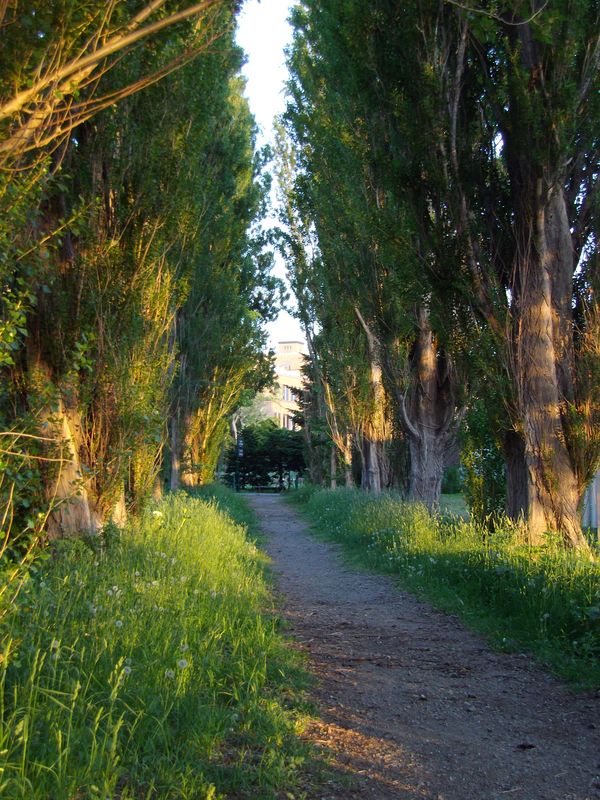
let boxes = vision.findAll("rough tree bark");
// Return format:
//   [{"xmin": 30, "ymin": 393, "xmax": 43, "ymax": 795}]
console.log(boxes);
[
  {"xmin": 502, "ymin": 429, "xmax": 528, "ymax": 522},
  {"xmin": 510, "ymin": 185, "xmax": 589, "ymax": 549},
  {"xmin": 399, "ymin": 306, "xmax": 461, "ymax": 510},
  {"xmin": 355, "ymin": 308, "xmax": 392, "ymax": 494}
]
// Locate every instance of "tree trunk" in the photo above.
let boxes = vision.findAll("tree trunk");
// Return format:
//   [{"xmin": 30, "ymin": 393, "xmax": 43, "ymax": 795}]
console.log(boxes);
[
  {"xmin": 169, "ymin": 410, "xmax": 181, "ymax": 491},
  {"xmin": 343, "ymin": 434, "xmax": 354, "ymax": 487},
  {"xmin": 400, "ymin": 306, "xmax": 460, "ymax": 511},
  {"xmin": 407, "ymin": 428, "xmax": 446, "ymax": 509},
  {"xmin": 363, "ymin": 434, "xmax": 382, "ymax": 494},
  {"xmin": 510, "ymin": 186, "xmax": 588, "ymax": 549},
  {"xmin": 329, "ymin": 446, "xmax": 337, "ymax": 489},
  {"xmin": 355, "ymin": 307, "xmax": 392, "ymax": 495},
  {"xmin": 42, "ymin": 397, "xmax": 100, "ymax": 538},
  {"xmin": 503, "ymin": 429, "xmax": 528, "ymax": 522}
]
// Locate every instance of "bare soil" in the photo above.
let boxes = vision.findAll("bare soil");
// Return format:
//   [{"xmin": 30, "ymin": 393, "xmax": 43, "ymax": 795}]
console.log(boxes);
[{"xmin": 246, "ymin": 494, "xmax": 600, "ymax": 800}]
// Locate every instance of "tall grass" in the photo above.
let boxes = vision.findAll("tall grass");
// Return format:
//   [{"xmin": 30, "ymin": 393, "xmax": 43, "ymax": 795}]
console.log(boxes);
[
  {"xmin": 0, "ymin": 491, "xmax": 308, "ymax": 799},
  {"xmin": 293, "ymin": 486, "xmax": 600, "ymax": 690}
]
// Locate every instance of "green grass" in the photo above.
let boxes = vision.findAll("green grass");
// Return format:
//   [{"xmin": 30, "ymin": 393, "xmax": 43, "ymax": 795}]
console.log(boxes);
[
  {"xmin": 291, "ymin": 486, "xmax": 600, "ymax": 691},
  {"xmin": 439, "ymin": 493, "xmax": 469, "ymax": 519},
  {"xmin": 0, "ymin": 489, "xmax": 309, "ymax": 799}
]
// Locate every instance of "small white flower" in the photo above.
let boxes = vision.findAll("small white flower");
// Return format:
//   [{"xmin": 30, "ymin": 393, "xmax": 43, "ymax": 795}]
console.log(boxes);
[
  {"xmin": 50, "ymin": 639, "xmax": 60, "ymax": 650},
  {"xmin": 177, "ymin": 658, "xmax": 188, "ymax": 669},
  {"xmin": 210, "ymin": 590, "xmax": 217, "ymax": 599},
  {"xmin": 112, "ymin": 585, "xmax": 118, "ymax": 592},
  {"xmin": 165, "ymin": 669, "xmax": 175, "ymax": 679},
  {"xmin": 152, "ymin": 580, "xmax": 159, "ymax": 587},
  {"xmin": 193, "ymin": 589, "xmax": 199, "ymax": 595},
  {"xmin": 171, "ymin": 557, "xmax": 177, "ymax": 565},
  {"xmin": 123, "ymin": 666, "xmax": 132, "ymax": 676},
  {"xmin": 107, "ymin": 589, "xmax": 113, "ymax": 596},
  {"xmin": 180, "ymin": 575, "xmax": 187, "ymax": 583},
  {"xmin": 160, "ymin": 552, "xmax": 167, "ymax": 559},
  {"xmin": 115, "ymin": 619, "xmax": 123, "ymax": 628},
  {"xmin": 134, "ymin": 570, "xmax": 140, "ymax": 577},
  {"xmin": 180, "ymin": 643, "xmax": 189, "ymax": 652},
  {"xmin": 152, "ymin": 510, "xmax": 163, "ymax": 518}
]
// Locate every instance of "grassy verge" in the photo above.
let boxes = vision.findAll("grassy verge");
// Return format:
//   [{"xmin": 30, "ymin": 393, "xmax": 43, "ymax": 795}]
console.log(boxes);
[
  {"xmin": 291, "ymin": 486, "xmax": 600, "ymax": 691},
  {"xmin": 0, "ymin": 489, "xmax": 309, "ymax": 799}
]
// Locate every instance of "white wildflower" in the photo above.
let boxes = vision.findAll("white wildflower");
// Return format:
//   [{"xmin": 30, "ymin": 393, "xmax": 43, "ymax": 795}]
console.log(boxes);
[
  {"xmin": 123, "ymin": 665, "xmax": 132, "ymax": 676},
  {"xmin": 50, "ymin": 639, "xmax": 60, "ymax": 650},
  {"xmin": 115, "ymin": 619, "xmax": 123, "ymax": 628},
  {"xmin": 177, "ymin": 658, "xmax": 188, "ymax": 669},
  {"xmin": 165, "ymin": 668, "xmax": 175, "ymax": 679},
  {"xmin": 134, "ymin": 570, "xmax": 140, "ymax": 577},
  {"xmin": 152, "ymin": 510, "xmax": 163, "ymax": 518},
  {"xmin": 180, "ymin": 643, "xmax": 189, "ymax": 652}
]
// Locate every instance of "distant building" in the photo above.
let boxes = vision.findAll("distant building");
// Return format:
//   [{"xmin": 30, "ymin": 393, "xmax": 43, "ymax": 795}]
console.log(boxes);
[{"xmin": 263, "ymin": 340, "xmax": 306, "ymax": 429}]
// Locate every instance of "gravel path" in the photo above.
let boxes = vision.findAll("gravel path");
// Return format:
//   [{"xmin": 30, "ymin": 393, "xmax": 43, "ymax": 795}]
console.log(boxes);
[{"xmin": 246, "ymin": 493, "xmax": 600, "ymax": 800}]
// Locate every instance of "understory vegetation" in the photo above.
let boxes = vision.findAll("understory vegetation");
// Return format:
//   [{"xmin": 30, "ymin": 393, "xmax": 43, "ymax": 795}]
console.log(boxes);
[
  {"xmin": 0, "ymin": 491, "xmax": 309, "ymax": 799},
  {"xmin": 293, "ymin": 487, "xmax": 600, "ymax": 691}
]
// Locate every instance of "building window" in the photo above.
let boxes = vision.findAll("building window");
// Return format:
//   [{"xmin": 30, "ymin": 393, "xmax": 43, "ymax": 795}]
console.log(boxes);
[{"xmin": 282, "ymin": 385, "xmax": 294, "ymax": 402}]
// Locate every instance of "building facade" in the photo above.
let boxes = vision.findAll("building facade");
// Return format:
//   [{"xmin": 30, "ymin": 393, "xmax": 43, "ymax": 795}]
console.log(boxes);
[{"xmin": 263, "ymin": 340, "xmax": 306, "ymax": 429}]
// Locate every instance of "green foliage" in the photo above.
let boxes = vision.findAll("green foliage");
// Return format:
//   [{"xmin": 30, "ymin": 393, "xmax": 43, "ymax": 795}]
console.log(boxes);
[
  {"xmin": 0, "ymin": 492, "xmax": 309, "ymax": 798},
  {"xmin": 461, "ymin": 401, "xmax": 506, "ymax": 523},
  {"xmin": 0, "ymin": 2, "xmax": 279, "ymax": 532},
  {"xmin": 225, "ymin": 421, "xmax": 305, "ymax": 490},
  {"xmin": 441, "ymin": 467, "xmax": 462, "ymax": 495},
  {"xmin": 294, "ymin": 488, "xmax": 600, "ymax": 690}
]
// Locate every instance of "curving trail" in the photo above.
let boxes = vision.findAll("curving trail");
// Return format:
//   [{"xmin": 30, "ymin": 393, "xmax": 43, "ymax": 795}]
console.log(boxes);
[{"xmin": 246, "ymin": 493, "xmax": 600, "ymax": 800}]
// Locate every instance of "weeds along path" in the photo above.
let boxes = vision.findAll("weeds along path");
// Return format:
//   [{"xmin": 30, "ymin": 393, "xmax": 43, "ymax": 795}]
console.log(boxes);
[{"xmin": 246, "ymin": 493, "xmax": 600, "ymax": 800}]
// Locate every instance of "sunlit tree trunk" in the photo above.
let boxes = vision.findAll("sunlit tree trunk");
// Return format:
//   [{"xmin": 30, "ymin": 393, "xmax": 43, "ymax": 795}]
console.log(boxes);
[
  {"xmin": 30, "ymin": 352, "xmax": 99, "ymax": 537},
  {"xmin": 510, "ymin": 186, "xmax": 588, "ymax": 549}
]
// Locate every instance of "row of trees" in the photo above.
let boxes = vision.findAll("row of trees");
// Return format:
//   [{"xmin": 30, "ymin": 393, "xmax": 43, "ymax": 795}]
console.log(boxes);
[
  {"xmin": 1, "ymin": 1, "xmax": 278, "ymax": 542},
  {"xmin": 278, "ymin": 0, "xmax": 599, "ymax": 550}
]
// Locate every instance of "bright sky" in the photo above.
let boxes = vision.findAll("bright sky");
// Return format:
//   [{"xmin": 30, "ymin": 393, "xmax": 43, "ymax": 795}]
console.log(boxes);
[{"xmin": 236, "ymin": 0, "xmax": 305, "ymax": 348}]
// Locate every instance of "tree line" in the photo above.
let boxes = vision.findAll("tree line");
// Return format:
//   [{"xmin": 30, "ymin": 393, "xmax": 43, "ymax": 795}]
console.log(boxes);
[
  {"xmin": 277, "ymin": 0, "xmax": 599, "ymax": 551},
  {"xmin": 0, "ymin": 0, "xmax": 277, "ymax": 545}
]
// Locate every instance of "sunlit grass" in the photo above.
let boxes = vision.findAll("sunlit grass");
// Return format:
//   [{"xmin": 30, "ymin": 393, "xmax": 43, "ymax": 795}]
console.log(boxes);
[
  {"xmin": 0, "ymin": 490, "xmax": 309, "ymax": 799},
  {"xmin": 292, "ymin": 486, "xmax": 600, "ymax": 690}
]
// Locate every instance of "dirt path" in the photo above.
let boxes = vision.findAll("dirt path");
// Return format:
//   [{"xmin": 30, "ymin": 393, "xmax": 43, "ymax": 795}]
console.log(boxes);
[{"xmin": 246, "ymin": 494, "xmax": 600, "ymax": 800}]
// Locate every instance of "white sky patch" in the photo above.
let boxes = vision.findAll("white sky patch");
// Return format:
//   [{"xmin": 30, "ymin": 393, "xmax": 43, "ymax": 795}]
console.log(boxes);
[{"xmin": 236, "ymin": 0, "xmax": 305, "ymax": 348}]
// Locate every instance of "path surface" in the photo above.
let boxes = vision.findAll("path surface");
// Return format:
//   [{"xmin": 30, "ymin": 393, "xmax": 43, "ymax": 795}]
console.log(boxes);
[{"xmin": 246, "ymin": 494, "xmax": 600, "ymax": 800}]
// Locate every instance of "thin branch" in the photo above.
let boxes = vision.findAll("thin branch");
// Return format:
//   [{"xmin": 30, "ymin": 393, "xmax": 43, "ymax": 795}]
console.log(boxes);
[
  {"xmin": 444, "ymin": 0, "xmax": 549, "ymax": 26},
  {"xmin": 0, "ymin": 0, "xmax": 220, "ymax": 121}
]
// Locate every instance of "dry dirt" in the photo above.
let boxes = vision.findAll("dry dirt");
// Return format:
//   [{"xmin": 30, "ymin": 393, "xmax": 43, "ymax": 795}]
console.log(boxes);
[{"xmin": 246, "ymin": 493, "xmax": 600, "ymax": 800}]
